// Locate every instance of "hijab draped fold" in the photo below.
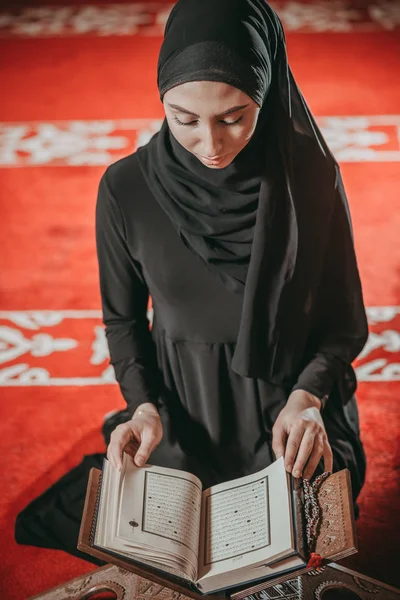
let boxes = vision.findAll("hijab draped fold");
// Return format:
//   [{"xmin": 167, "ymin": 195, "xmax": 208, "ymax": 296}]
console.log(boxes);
[{"xmin": 137, "ymin": 0, "xmax": 368, "ymax": 384}]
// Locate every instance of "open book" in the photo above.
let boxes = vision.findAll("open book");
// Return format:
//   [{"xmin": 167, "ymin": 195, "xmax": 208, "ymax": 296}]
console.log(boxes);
[{"xmin": 79, "ymin": 455, "xmax": 357, "ymax": 596}]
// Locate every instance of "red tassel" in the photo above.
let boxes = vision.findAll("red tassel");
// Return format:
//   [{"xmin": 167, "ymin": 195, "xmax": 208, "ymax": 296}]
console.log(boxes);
[{"xmin": 307, "ymin": 552, "xmax": 323, "ymax": 568}]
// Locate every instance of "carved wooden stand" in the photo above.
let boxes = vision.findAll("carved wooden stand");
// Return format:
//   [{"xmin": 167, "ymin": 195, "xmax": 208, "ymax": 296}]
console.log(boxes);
[
  {"xmin": 28, "ymin": 563, "xmax": 400, "ymax": 600},
  {"xmin": 28, "ymin": 564, "xmax": 194, "ymax": 600}
]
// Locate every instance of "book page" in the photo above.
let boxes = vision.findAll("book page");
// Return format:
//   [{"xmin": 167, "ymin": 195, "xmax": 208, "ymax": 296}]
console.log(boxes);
[
  {"xmin": 94, "ymin": 458, "xmax": 121, "ymax": 549},
  {"xmin": 197, "ymin": 457, "xmax": 294, "ymax": 584},
  {"xmin": 115, "ymin": 455, "xmax": 202, "ymax": 580},
  {"xmin": 203, "ymin": 474, "xmax": 270, "ymax": 565},
  {"xmin": 141, "ymin": 469, "xmax": 201, "ymax": 554}
]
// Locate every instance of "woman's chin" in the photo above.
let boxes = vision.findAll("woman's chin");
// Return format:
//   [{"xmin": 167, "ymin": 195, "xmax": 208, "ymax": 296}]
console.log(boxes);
[{"xmin": 197, "ymin": 153, "xmax": 234, "ymax": 169}]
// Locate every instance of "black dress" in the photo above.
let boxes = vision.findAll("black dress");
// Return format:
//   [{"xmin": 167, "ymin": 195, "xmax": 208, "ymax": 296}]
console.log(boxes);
[{"xmin": 15, "ymin": 152, "xmax": 366, "ymax": 560}]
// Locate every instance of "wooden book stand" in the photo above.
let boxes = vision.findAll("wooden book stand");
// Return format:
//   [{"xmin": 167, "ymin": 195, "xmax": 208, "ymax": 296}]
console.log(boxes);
[{"xmin": 28, "ymin": 562, "xmax": 400, "ymax": 600}]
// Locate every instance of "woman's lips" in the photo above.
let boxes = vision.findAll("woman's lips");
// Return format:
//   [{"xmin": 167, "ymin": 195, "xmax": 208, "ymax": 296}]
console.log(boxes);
[{"xmin": 199, "ymin": 154, "xmax": 226, "ymax": 165}]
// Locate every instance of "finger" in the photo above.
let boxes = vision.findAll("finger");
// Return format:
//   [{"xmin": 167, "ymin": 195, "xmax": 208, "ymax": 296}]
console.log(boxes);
[
  {"xmin": 124, "ymin": 440, "xmax": 140, "ymax": 462},
  {"xmin": 272, "ymin": 423, "xmax": 287, "ymax": 460},
  {"xmin": 106, "ymin": 444, "xmax": 117, "ymax": 470},
  {"xmin": 303, "ymin": 435, "xmax": 324, "ymax": 480},
  {"xmin": 109, "ymin": 423, "xmax": 138, "ymax": 471},
  {"xmin": 126, "ymin": 439, "xmax": 140, "ymax": 453},
  {"xmin": 323, "ymin": 438, "xmax": 333, "ymax": 473},
  {"xmin": 134, "ymin": 427, "xmax": 158, "ymax": 467},
  {"xmin": 284, "ymin": 424, "xmax": 306, "ymax": 473},
  {"xmin": 107, "ymin": 432, "xmax": 129, "ymax": 469},
  {"xmin": 292, "ymin": 430, "xmax": 316, "ymax": 478}
]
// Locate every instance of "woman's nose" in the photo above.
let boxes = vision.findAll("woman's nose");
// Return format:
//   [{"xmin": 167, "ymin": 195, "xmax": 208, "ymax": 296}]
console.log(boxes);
[{"xmin": 200, "ymin": 126, "xmax": 223, "ymax": 157}]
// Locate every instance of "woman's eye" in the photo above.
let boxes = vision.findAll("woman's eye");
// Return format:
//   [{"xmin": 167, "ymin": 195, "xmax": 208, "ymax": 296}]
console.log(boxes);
[
  {"xmin": 172, "ymin": 115, "xmax": 244, "ymax": 127},
  {"xmin": 173, "ymin": 116, "xmax": 197, "ymax": 127},
  {"xmin": 221, "ymin": 116, "xmax": 244, "ymax": 126}
]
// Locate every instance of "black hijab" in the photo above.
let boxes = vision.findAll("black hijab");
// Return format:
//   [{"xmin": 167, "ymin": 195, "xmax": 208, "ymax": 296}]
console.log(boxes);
[
  {"xmin": 138, "ymin": 0, "xmax": 286, "ymax": 292},
  {"xmin": 137, "ymin": 0, "xmax": 368, "ymax": 384}
]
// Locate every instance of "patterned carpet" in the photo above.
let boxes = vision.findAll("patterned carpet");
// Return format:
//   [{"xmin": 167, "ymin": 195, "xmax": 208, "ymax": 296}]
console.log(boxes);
[{"xmin": 0, "ymin": 1, "xmax": 399, "ymax": 598}]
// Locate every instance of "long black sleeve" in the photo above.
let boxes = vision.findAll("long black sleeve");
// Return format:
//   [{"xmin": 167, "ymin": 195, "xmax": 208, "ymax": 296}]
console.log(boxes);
[
  {"xmin": 291, "ymin": 166, "xmax": 369, "ymax": 402},
  {"xmin": 95, "ymin": 170, "xmax": 161, "ymax": 415}
]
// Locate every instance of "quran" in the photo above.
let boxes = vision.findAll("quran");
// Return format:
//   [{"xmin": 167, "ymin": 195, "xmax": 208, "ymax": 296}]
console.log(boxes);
[{"xmin": 78, "ymin": 455, "xmax": 357, "ymax": 596}]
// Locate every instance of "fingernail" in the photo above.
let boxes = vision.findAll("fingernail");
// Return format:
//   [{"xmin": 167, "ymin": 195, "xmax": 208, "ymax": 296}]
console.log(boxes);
[
  {"xmin": 286, "ymin": 464, "xmax": 292, "ymax": 473},
  {"xmin": 293, "ymin": 469, "xmax": 300, "ymax": 478},
  {"xmin": 135, "ymin": 456, "xmax": 144, "ymax": 467}
]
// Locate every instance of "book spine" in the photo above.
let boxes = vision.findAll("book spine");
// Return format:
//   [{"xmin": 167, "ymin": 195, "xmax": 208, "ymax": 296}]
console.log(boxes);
[
  {"xmin": 292, "ymin": 476, "xmax": 307, "ymax": 560},
  {"xmin": 89, "ymin": 472, "xmax": 103, "ymax": 546}
]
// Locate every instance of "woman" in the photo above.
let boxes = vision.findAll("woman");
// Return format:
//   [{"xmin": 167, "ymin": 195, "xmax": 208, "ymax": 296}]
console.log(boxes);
[{"xmin": 15, "ymin": 0, "xmax": 368, "ymax": 562}]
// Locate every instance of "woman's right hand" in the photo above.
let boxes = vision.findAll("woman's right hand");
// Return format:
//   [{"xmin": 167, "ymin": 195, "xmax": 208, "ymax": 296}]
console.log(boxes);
[{"xmin": 107, "ymin": 403, "xmax": 163, "ymax": 471}]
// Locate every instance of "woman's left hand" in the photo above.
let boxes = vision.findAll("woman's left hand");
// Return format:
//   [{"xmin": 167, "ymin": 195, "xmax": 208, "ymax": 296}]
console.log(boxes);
[{"xmin": 272, "ymin": 390, "xmax": 333, "ymax": 480}]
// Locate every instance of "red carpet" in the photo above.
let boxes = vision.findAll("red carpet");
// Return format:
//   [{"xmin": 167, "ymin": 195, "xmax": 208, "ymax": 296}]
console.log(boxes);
[{"xmin": 0, "ymin": 1, "xmax": 399, "ymax": 597}]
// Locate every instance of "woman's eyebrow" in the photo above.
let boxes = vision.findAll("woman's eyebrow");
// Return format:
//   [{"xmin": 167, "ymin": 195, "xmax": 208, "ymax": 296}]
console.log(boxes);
[{"xmin": 167, "ymin": 103, "xmax": 249, "ymax": 117}]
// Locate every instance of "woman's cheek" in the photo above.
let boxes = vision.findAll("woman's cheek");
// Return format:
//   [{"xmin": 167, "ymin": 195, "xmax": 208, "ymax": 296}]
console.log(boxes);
[
  {"xmin": 169, "ymin": 123, "xmax": 193, "ymax": 151},
  {"xmin": 233, "ymin": 126, "xmax": 255, "ymax": 152},
  {"xmin": 180, "ymin": 131, "xmax": 198, "ymax": 153}
]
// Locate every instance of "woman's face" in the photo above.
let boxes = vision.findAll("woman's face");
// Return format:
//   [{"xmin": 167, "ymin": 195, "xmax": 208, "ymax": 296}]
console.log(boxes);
[{"xmin": 163, "ymin": 81, "xmax": 260, "ymax": 169}]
